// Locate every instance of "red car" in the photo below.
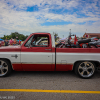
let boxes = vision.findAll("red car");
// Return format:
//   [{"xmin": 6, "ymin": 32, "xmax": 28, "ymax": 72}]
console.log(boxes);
[{"xmin": 0, "ymin": 41, "xmax": 4, "ymax": 47}]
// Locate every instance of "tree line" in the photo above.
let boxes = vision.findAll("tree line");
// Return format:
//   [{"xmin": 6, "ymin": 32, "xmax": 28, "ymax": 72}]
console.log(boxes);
[
  {"xmin": 1, "ymin": 32, "xmax": 29, "ymax": 41},
  {"xmin": 1, "ymin": 32, "xmax": 59, "ymax": 41}
]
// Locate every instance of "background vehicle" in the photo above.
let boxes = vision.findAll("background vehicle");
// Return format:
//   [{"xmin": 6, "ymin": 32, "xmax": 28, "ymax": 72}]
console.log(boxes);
[{"xmin": 0, "ymin": 39, "xmax": 5, "ymax": 47}]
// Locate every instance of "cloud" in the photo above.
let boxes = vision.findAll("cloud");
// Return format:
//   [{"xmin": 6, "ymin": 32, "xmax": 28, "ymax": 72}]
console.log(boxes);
[
  {"xmin": 39, "ymin": 21, "xmax": 100, "ymax": 36},
  {"xmin": 1, "ymin": 0, "xmax": 80, "ymax": 12},
  {"xmin": 0, "ymin": 33, "xmax": 4, "ymax": 35},
  {"xmin": 0, "ymin": 0, "xmax": 100, "ymax": 38}
]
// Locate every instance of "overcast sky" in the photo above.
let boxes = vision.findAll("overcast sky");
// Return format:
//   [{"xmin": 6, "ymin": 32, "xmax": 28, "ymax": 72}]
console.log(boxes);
[{"xmin": 0, "ymin": 0, "xmax": 100, "ymax": 38}]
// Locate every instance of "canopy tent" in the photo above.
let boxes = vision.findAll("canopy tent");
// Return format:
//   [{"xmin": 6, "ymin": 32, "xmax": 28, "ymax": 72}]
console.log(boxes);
[
  {"xmin": 60, "ymin": 38, "xmax": 68, "ymax": 41},
  {"xmin": 17, "ymin": 40, "xmax": 22, "ymax": 41},
  {"xmin": 0, "ymin": 39, "xmax": 3, "ymax": 41}
]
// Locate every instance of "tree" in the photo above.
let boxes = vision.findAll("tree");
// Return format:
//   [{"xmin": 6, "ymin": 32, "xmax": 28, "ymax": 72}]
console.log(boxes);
[
  {"xmin": 53, "ymin": 32, "xmax": 59, "ymax": 41},
  {"xmin": 1, "ymin": 32, "xmax": 29, "ymax": 41},
  {"xmin": 11, "ymin": 33, "xmax": 16, "ymax": 39}
]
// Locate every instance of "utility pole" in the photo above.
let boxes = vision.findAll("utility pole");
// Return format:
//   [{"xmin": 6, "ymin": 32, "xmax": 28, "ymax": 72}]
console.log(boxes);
[
  {"xmin": 69, "ymin": 29, "xmax": 71, "ymax": 36},
  {"xmin": 85, "ymin": 29, "xmax": 87, "ymax": 33}
]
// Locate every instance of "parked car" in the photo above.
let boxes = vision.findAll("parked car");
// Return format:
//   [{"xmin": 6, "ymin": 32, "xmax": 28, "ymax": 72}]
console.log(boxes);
[{"xmin": 0, "ymin": 40, "xmax": 4, "ymax": 47}]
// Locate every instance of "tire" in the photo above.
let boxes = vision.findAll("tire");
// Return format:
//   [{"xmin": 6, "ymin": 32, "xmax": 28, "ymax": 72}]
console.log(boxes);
[
  {"xmin": 0, "ymin": 59, "xmax": 12, "ymax": 77},
  {"xmin": 75, "ymin": 61, "xmax": 96, "ymax": 79},
  {"xmin": 78, "ymin": 39, "xmax": 91, "ymax": 44}
]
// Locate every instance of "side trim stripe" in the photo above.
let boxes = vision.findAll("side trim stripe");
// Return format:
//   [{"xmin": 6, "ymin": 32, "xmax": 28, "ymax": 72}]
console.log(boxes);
[{"xmin": 12, "ymin": 63, "xmax": 73, "ymax": 65}]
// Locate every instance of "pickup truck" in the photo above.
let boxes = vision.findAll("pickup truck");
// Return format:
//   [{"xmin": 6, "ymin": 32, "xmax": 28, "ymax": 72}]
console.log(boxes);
[{"xmin": 0, "ymin": 32, "xmax": 100, "ymax": 79}]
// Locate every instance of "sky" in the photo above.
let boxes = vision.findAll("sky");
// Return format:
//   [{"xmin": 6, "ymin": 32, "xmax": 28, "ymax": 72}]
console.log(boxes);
[{"xmin": 0, "ymin": 0, "xmax": 100, "ymax": 38}]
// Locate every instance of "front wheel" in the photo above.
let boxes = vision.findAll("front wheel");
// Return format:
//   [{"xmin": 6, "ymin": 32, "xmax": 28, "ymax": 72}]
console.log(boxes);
[
  {"xmin": 0, "ymin": 59, "xmax": 12, "ymax": 77},
  {"xmin": 75, "ymin": 61, "xmax": 96, "ymax": 79}
]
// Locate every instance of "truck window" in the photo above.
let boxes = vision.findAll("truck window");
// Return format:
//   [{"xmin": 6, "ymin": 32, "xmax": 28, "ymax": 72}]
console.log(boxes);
[
  {"xmin": 25, "ymin": 34, "xmax": 49, "ymax": 47},
  {"xmin": 32, "ymin": 36, "xmax": 49, "ymax": 47},
  {"xmin": 24, "ymin": 36, "xmax": 33, "ymax": 47}
]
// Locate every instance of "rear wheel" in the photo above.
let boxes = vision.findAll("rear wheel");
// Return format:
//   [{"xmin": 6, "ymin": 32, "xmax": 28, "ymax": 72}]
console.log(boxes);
[
  {"xmin": 0, "ymin": 59, "xmax": 12, "ymax": 77},
  {"xmin": 75, "ymin": 61, "xmax": 96, "ymax": 79}
]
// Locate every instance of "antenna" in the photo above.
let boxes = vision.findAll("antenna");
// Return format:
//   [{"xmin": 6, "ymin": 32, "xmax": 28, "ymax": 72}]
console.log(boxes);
[{"xmin": 85, "ymin": 29, "xmax": 87, "ymax": 33}]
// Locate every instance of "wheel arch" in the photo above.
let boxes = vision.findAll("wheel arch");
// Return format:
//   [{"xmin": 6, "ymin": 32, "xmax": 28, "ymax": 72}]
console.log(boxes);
[
  {"xmin": 73, "ymin": 60, "xmax": 100, "ymax": 71},
  {"xmin": 0, "ymin": 58, "xmax": 13, "ymax": 70}
]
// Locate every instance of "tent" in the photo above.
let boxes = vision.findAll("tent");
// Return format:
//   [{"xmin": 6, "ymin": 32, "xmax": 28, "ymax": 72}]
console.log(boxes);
[
  {"xmin": 17, "ymin": 40, "xmax": 22, "ymax": 41},
  {"xmin": 0, "ymin": 39, "xmax": 3, "ymax": 41},
  {"xmin": 60, "ymin": 38, "xmax": 68, "ymax": 41}
]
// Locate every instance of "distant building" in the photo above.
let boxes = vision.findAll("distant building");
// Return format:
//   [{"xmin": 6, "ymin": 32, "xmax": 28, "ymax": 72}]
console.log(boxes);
[{"xmin": 83, "ymin": 33, "xmax": 100, "ymax": 38}]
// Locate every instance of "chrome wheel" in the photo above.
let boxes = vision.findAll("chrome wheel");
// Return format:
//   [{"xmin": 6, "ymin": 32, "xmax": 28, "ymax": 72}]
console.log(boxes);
[
  {"xmin": 0, "ymin": 60, "xmax": 8, "ymax": 76},
  {"xmin": 78, "ymin": 62, "xmax": 95, "ymax": 78},
  {"xmin": 0, "ymin": 60, "xmax": 12, "ymax": 77},
  {"xmin": 75, "ymin": 61, "xmax": 96, "ymax": 78}
]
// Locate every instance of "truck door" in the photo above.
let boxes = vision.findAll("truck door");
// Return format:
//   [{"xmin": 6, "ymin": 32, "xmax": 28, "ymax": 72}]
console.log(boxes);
[{"xmin": 21, "ymin": 34, "xmax": 53, "ymax": 71}]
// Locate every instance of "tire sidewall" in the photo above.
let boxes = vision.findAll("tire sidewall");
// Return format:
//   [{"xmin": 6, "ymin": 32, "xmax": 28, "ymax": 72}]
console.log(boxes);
[
  {"xmin": 0, "ymin": 59, "xmax": 12, "ymax": 77},
  {"xmin": 75, "ymin": 61, "xmax": 96, "ymax": 79}
]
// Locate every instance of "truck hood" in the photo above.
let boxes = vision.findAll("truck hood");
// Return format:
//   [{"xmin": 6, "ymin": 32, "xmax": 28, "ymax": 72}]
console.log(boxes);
[{"xmin": 0, "ymin": 45, "xmax": 21, "ymax": 52}]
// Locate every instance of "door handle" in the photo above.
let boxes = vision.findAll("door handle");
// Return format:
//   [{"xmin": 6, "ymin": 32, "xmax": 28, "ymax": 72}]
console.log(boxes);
[{"xmin": 45, "ymin": 49, "xmax": 52, "ymax": 51}]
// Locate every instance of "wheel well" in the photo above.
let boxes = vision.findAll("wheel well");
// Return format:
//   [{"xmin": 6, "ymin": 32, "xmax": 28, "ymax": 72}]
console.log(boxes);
[
  {"xmin": 0, "ymin": 58, "xmax": 13, "ymax": 70},
  {"xmin": 73, "ymin": 60, "xmax": 100, "ymax": 71}
]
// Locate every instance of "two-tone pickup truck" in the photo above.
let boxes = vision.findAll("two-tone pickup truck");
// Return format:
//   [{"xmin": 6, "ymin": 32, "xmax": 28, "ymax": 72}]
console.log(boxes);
[{"xmin": 0, "ymin": 32, "xmax": 100, "ymax": 78}]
